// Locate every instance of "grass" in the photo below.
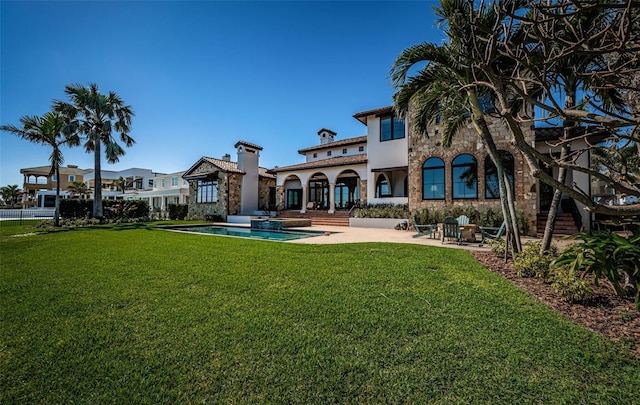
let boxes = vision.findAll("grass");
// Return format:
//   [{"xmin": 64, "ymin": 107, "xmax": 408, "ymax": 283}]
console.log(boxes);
[{"xmin": 1, "ymin": 223, "xmax": 639, "ymax": 403}]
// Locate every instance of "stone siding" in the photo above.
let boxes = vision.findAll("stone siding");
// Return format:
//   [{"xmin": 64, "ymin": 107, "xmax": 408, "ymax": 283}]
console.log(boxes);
[
  {"xmin": 408, "ymin": 118, "xmax": 537, "ymax": 234},
  {"xmin": 258, "ymin": 177, "xmax": 276, "ymax": 211}
]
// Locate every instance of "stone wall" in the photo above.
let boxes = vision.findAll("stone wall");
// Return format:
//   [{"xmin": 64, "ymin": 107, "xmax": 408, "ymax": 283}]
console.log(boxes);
[
  {"xmin": 407, "ymin": 118, "xmax": 537, "ymax": 234},
  {"xmin": 258, "ymin": 177, "xmax": 276, "ymax": 211}
]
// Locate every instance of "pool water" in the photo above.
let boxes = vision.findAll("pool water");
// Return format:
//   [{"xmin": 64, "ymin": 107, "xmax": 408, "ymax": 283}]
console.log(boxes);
[{"xmin": 182, "ymin": 226, "xmax": 324, "ymax": 241}]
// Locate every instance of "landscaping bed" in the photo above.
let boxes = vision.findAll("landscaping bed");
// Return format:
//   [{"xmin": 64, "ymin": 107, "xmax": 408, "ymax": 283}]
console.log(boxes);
[{"xmin": 472, "ymin": 251, "xmax": 640, "ymax": 358}]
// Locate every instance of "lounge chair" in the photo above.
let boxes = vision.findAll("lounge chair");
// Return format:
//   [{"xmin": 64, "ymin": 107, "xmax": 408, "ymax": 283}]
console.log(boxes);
[
  {"xmin": 412, "ymin": 215, "xmax": 437, "ymax": 239},
  {"xmin": 479, "ymin": 222, "xmax": 506, "ymax": 243},
  {"xmin": 456, "ymin": 215, "xmax": 470, "ymax": 225},
  {"xmin": 441, "ymin": 216, "xmax": 462, "ymax": 244}
]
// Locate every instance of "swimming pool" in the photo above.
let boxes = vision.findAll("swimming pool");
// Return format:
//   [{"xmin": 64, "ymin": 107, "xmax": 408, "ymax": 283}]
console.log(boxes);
[{"xmin": 178, "ymin": 226, "xmax": 326, "ymax": 241}]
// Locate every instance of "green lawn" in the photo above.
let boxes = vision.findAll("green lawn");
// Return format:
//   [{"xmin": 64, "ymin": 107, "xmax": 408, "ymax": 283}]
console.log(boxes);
[{"xmin": 1, "ymin": 224, "xmax": 638, "ymax": 403}]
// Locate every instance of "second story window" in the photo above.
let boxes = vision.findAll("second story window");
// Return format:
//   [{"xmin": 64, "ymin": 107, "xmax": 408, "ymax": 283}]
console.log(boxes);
[
  {"xmin": 313, "ymin": 153, "xmax": 317, "ymax": 158},
  {"xmin": 380, "ymin": 116, "xmax": 405, "ymax": 141},
  {"xmin": 359, "ymin": 146, "xmax": 364, "ymax": 152},
  {"xmin": 69, "ymin": 175, "xmax": 75, "ymax": 182},
  {"xmin": 342, "ymin": 148, "xmax": 347, "ymax": 154},
  {"xmin": 161, "ymin": 178, "xmax": 166, "ymax": 188},
  {"xmin": 171, "ymin": 176, "xmax": 178, "ymax": 186},
  {"xmin": 327, "ymin": 151, "xmax": 332, "ymax": 157}
]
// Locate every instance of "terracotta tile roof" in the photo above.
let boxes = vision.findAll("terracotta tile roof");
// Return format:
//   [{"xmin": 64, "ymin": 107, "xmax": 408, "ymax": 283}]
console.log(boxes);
[
  {"xmin": 201, "ymin": 157, "xmax": 244, "ymax": 174},
  {"xmin": 353, "ymin": 105, "xmax": 394, "ymax": 124},
  {"xmin": 184, "ymin": 156, "xmax": 274, "ymax": 179},
  {"xmin": 298, "ymin": 136, "xmax": 367, "ymax": 154},
  {"xmin": 271, "ymin": 154, "xmax": 368, "ymax": 173},
  {"xmin": 234, "ymin": 140, "xmax": 263, "ymax": 150}
]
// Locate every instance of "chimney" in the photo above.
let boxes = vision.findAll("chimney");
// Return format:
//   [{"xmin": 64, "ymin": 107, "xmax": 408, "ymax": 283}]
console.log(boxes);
[
  {"xmin": 222, "ymin": 154, "xmax": 231, "ymax": 162},
  {"xmin": 318, "ymin": 128, "xmax": 336, "ymax": 145},
  {"xmin": 234, "ymin": 141, "xmax": 263, "ymax": 214}
]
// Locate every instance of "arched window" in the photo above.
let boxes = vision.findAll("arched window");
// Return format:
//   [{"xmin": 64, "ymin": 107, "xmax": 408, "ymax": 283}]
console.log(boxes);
[
  {"xmin": 452, "ymin": 154, "xmax": 478, "ymax": 199},
  {"xmin": 485, "ymin": 151, "xmax": 515, "ymax": 199},
  {"xmin": 422, "ymin": 157, "xmax": 445, "ymax": 199},
  {"xmin": 375, "ymin": 175, "xmax": 391, "ymax": 198}
]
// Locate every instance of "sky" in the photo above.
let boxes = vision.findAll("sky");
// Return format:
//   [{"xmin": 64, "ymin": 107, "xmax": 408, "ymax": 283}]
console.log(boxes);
[{"xmin": 1, "ymin": 0, "xmax": 445, "ymax": 187}]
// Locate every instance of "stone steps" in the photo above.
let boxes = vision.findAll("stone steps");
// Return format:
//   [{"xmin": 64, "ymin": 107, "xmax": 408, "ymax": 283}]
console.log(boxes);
[
  {"xmin": 536, "ymin": 212, "xmax": 579, "ymax": 236},
  {"xmin": 277, "ymin": 210, "xmax": 350, "ymax": 227}
]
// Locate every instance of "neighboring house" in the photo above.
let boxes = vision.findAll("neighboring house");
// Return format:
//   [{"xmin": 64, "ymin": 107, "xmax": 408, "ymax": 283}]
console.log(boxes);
[
  {"xmin": 182, "ymin": 141, "xmax": 276, "ymax": 220},
  {"xmin": 20, "ymin": 164, "xmax": 90, "ymax": 208},
  {"xmin": 272, "ymin": 106, "xmax": 408, "ymax": 213},
  {"xmin": 82, "ymin": 168, "xmax": 158, "ymax": 200},
  {"xmin": 123, "ymin": 171, "xmax": 190, "ymax": 214}
]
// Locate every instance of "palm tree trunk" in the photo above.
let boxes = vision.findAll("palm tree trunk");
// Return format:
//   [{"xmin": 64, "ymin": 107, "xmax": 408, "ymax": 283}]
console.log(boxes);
[
  {"xmin": 93, "ymin": 137, "xmax": 103, "ymax": 219},
  {"xmin": 540, "ymin": 142, "xmax": 569, "ymax": 254},
  {"xmin": 54, "ymin": 165, "xmax": 61, "ymax": 227}
]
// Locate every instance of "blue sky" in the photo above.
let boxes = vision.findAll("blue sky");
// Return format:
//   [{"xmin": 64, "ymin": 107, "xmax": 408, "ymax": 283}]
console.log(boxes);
[{"xmin": 1, "ymin": 0, "xmax": 444, "ymax": 187}]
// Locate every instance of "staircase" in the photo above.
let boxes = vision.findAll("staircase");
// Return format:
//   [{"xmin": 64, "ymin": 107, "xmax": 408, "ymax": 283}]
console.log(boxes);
[
  {"xmin": 536, "ymin": 212, "xmax": 580, "ymax": 236},
  {"xmin": 277, "ymin": 210, "xmax": 350, "ymax": 227}
]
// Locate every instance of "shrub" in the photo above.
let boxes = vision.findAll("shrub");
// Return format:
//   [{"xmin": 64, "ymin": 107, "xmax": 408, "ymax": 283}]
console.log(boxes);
[
  {"xmin": 550, "ymin": 265, "xmax": 592, "ymax": 304},
  {"xmin": 514, "ymin": 241, "xmax": 558, "ymax": 280},
  {"xmin": 487, "ymin": 238, "xmax": 506, "ymax": 257},
  {"xmin": 60, "ymin": 199, "xmax": 92, "ymax": 219},
  {"xmin": 353, "ymin": 204, "xmax": 409, "ymax": 219},
  {"xmin": 479, "ymin": 207, "xmax": 503, "ymax": 227},
  {"xmin": 552, "ymin": 231, "xmax": 640, "ymax": 311},
  {"xmin": 103, "ymin": 200, "xmax": 150, "ymax": 221},
  {"xmin": 168, "ymin": 204, "xmax": 188, "ymax": 220}
]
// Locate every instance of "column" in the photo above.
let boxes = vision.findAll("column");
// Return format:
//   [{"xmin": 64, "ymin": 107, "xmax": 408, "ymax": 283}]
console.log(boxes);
[
  {"xmin": 328, "ymin": 183, "xmax": 335, "ymax": 214},
  {"xmin": 301, "ymin": 185, "xmax": 309, "ymax": 213}
]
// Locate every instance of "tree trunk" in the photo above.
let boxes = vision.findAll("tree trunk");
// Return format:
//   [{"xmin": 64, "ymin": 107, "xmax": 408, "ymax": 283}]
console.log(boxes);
[
  {"xmin": 469, "ymin": 98, "xmax": 522, "ymax": 254},
  {"xmin": 54, "ymin": 165, "xmax": 61, "ymax": 227},
  {"xmin": 93, "ymin": 137, "xmax": 103, "ymax": 219},
  {"xmin": 540, "ymin": 142, "xmax": 570, "ymax": 254}
]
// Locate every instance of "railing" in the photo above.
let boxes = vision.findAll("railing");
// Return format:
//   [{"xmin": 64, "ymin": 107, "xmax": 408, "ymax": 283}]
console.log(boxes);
[{"xmin": 0, "ymin": 209, "xmax": 55, "ymax": 225}]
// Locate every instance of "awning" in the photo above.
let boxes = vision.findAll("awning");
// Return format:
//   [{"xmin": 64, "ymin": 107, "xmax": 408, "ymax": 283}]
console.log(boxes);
[{"xmin": 371, "ymin": 166, "xmax": 408, "ymax": 172}]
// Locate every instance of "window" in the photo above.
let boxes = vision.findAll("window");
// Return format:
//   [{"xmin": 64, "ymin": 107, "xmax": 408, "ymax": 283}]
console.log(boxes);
[
  {"xmin": 380, "ymin": 116, "xmax": 405, "ymax": 141},
  {"xmin": 171, "ymin": 176, "xmax": 178, "ymax": 186},
  {"xmin": 342, "ymin": 148, "xmax": 347, "ymax": 154},
  {"xmin": 452, "ymin": 154, "xmax": 478, "ymax": 199},
  {"xmin": 152, "ymin": 179, "xmax": 157, "ymax": 188},
  {"xmin": 485, "ymin": 151, "xmax": 515, "ymax": 199},
  {"xmin": 313, "ymin": 153, "xmax": 317, "ymax": 158},
  {"xmin": 149, "ymin": 179, "xmax": 154, "ymax": 187},
  {"xmin": 422, "ymin": 157, "xmax": 445, "ymax": 199},
  {"xmin": 197, "ymin": 179, "xmax": 218, "ymax": 203},
  {"xmin": 327, "ymin": 151, "xmax": 332, "ymax": 156},
  {"xmin": 375, "ymin": 175, "xmax": 391, "ymax": 197},
  {"xmin": 69, "ymin": 175, "xmax": 75, "ymax": 182},
  {"xmin": 359, "ymin": 146, "xmax": 364, "ymax": 152},
  {"xmin": 52, "ymin": 174, "xmax": 57, "ymax": 181},
  {"xmin": 161, "ymin": 178, "xmax": 166, "ymax": 188}
]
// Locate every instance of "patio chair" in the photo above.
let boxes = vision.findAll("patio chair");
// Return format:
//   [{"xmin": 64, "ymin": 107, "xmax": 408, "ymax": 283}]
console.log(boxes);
[
  {"xmin": 456, "ymin": 215, "xmax": 470, "ymax": 225},
  {"xmin": 306, "ymin": 201, "xmax": 316, "ymax": 210},
  {"xmin": 479, "ymin": 222, "xmax": 506, "ymax": 243},
  {"xmin": 441, "ymin": 216, "xmax": 462, "ymax": 245},
  {"xmin": 412, "ymin": 215, "xmax": 437, "ymax": 239}
]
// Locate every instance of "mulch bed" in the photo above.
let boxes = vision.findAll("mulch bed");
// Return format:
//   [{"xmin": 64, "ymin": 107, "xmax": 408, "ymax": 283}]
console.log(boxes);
[{"xmin": 471, "ymin": 251, "xmax": 640, "ymax": 359}]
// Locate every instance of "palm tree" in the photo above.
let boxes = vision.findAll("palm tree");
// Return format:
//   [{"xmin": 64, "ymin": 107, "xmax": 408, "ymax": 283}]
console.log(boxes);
[
  {"xmin": 68, "ymin": 181, "xmax": 90, "ymax": 199},
  {"xmin": 54, "ymin": 83, "xmax": 135, "ymax": 219},
  {"xmin": 391, "ymin": 0, "xmax": 527, "ymax": 253},
  {"xmin": 1, "ymin": 113, "xmax": 79, "ymax": 225},
  {"xmin": 0, "ymin": 185, "xmax": 22, "ymax": 208}
]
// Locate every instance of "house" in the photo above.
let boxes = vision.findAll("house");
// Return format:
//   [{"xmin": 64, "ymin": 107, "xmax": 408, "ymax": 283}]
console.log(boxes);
[
  {"xmin": 82, "ymin": 167, "xmax": 158, "ymax": 200},
  {"xmin": 274, "ymin": 104, "xmax": 607, "ymax": 234},
  {"xmin": 272, "ymin": 106, "xmax": 408, "ymax": 214},
  {"xmin": 182, "ymin": 141, "xmax": 276, "ymax": 220},
  {"xmin": 20, "ymin": 164, "xmax": 90, "ymax": 208},
  {"xmin": 123, "ymin": 171, "xmax": 190, "ymax": 214}
]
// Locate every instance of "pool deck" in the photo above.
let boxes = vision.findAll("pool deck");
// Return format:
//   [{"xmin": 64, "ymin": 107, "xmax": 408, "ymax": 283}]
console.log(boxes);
[{"xmin": 214, "ymin": 223, "xmax": 574, "ymax": 251}]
